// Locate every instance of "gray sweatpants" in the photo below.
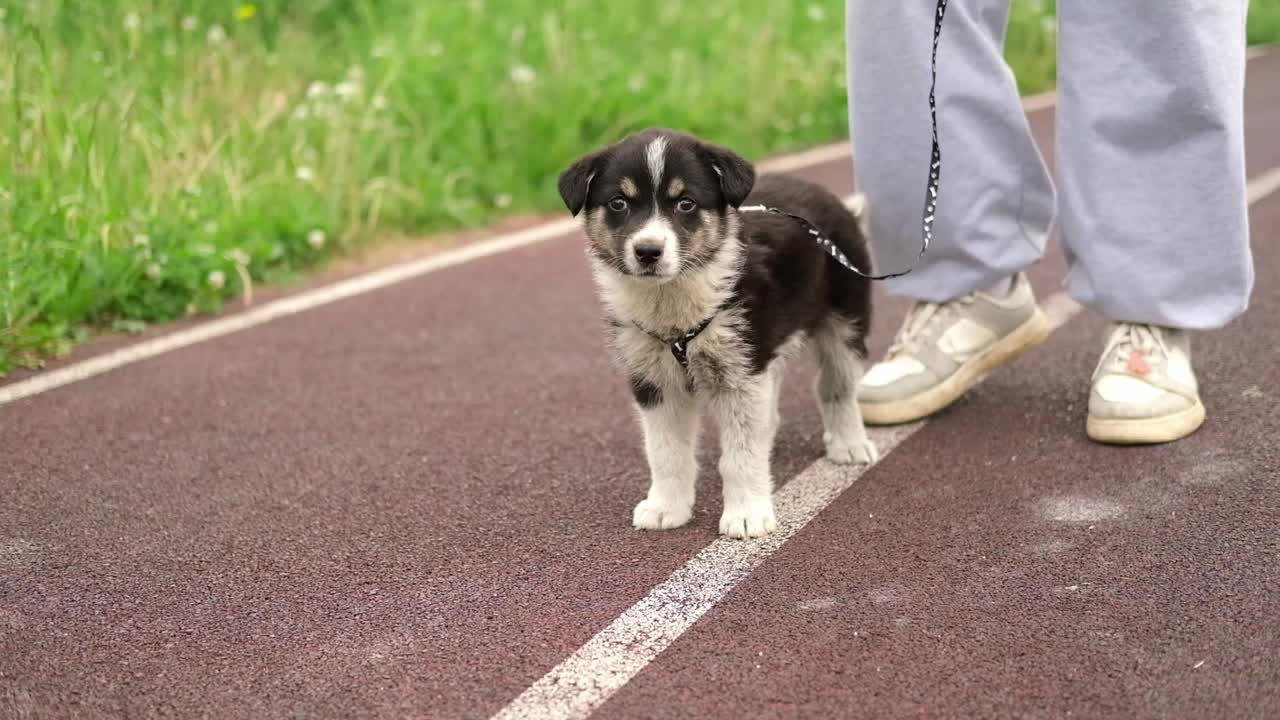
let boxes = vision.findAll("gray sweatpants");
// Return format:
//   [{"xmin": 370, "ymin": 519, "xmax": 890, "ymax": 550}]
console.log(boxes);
[{"xmin": 845, "ymin": 0, "xmax": 1253, "ymax": 329}]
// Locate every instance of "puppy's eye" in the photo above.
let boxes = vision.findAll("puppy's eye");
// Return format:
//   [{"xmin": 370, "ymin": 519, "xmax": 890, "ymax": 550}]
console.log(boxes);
[
  {"xmin": 675, "ymin": 198, "xmax": 697, "ymax": 213},
  {"xmin": 608, "ymin": 198, "xmax": 629, "ymax": 212}
]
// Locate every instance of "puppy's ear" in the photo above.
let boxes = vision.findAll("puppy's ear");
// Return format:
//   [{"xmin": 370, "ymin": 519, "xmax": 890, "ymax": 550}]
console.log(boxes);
[
  {"xmin": 700, "ymin": 142, "xmax": 755, "ymax": 208},
  {"xmin": 557, "ymin": 149, "xmax": 604, "ymax": 217}
]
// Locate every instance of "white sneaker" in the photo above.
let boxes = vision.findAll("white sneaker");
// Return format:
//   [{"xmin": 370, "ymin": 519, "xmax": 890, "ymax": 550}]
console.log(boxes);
[
  {"xmin": 1086, "ymin": 323, "xmax": 1205, "ymax": 444},
  {"xmin": 858, "ymin": 273, "xmax": 1052, "ymax": 425}
]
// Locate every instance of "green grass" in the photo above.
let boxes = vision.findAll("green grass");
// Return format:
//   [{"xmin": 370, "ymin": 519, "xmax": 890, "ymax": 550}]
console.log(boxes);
[
  {"xmin": 1251, "ymin": 2, "xmax": 1280, "ymax": 46},
  {"xmin": 1, "ymin": 0, "xmax": 1277, "ymax": 375}
]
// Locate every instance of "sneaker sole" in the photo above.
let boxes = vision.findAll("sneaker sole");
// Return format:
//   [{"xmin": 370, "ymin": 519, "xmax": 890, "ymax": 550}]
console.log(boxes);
[
  {"xmin": 1085, "ymin": 399, "xmax": 1206, "ymax": 445},
  {"xmin": 859, "ymin": 307, "xmax": 1053, "ymax": 426}
]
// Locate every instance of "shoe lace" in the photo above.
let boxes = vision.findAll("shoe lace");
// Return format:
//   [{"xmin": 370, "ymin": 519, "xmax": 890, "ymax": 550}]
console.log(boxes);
[
  {"xmin": 886, "ymin": 294, "xmax": 977, "ymax": 357},
  {"xmin": 1099, "ymin": 322, "xmax": 1168, "ymax": 374}
]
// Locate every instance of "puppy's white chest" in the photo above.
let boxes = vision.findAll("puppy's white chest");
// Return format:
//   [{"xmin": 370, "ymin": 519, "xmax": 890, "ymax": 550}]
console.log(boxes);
[{"xmin": 611, "ymin": 321, "xmax": 750, "ymax": 395}]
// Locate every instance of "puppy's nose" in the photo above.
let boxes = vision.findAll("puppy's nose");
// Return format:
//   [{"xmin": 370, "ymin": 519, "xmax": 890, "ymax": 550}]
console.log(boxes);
[{"xmin": 634, "ymin": 243, "xmax": 663, "ymax": 266}]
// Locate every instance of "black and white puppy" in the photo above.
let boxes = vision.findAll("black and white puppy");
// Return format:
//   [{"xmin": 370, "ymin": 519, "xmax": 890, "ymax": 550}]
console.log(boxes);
[{"xmin": 557, "ymin": 128, "xmax": 878, "ymax": 539}]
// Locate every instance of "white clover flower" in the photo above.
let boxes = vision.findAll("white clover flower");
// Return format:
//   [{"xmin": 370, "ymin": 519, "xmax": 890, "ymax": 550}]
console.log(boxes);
[
  {"xmin": 132, "ymin": 234, "xmax": 150, "ymax": 248},
  {"xmin": 181, "ymin": 15, "xmax": 198, "ymax": 32},
  {"xmin": 123, "ymin": 12, "xmax": 141, "ymax": 30},
  {"xmin": 207, "ymin": 24, "xmax": 227, "ymax": 45},
  {"xmin": 806, "ymin": 5, "xmax": 826, "ymax": 21},
  {"xmin": 145, "ymin": 263, "xmax": 162, "ymax": 280},
  {"xmin": 371, "ymin": 94, "xmax": 388, "ymax": 111},
  {"xmin": 207, "ymin": 270, "xmax": 226, "ymax": 289},
  {"xmin": 307, "ymin": 230, "xmax": 326, "ymax": 250},
  {"xmin": 295, "ymin": 166, "xmax": 315, "ymax": 182},
  {"xmin": 509, "ymin": 64, "xmax": 536, "ymax": 85},
  {"xmin": 494, "ymin": 193, "xmax": 513, "ymax": 209},
  {"xmin": 335, "ymin": 81, "xmax": 361, "ymax": 100},
  {"xmin": 307, "ymin": 81, "xmax": 331, "ymax": 98}
]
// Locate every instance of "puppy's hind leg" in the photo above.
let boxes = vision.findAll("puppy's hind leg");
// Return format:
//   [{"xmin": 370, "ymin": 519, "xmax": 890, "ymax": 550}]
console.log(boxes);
[
  {"xmin": 632, "ymin": 378, "xmax": 700, "ymax": 530},
  {"xmin": 813, "ymin": 318, "xmax": 879, "ymax": 465}
]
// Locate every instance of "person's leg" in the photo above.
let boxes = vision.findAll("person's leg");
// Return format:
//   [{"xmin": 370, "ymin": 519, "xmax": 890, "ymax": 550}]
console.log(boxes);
[
  {"xmin": 846, "ymin": 0, "xmax": 1054, "ymax": 425},
  {"xmin": 847, "ymin": 0, "xmax": 1053, "ymax": 297},
  {"xmin": 1053, "ymin": 1, "xmax": 1253, "ymax": 444}
]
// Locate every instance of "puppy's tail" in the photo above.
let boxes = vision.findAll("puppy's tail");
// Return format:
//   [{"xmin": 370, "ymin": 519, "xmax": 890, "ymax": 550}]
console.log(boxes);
[{"xmin": 846, "ymin": 192, "xmax": 870, "ymax": 237}]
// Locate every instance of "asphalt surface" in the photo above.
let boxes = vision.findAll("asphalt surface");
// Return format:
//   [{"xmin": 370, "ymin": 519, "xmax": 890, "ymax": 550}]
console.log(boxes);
[{"xmin": 3, "ymin": 51, "xmax": 1279, "ymax": 720}]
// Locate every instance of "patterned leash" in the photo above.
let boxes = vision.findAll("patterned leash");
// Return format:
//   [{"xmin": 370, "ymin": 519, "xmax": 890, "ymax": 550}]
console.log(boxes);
[{"xmin": 743, "ymin": 0, "xmax": 948, "ymax": 281}]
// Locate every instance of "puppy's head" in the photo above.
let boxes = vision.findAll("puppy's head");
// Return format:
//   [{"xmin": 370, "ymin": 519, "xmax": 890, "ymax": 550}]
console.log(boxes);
[{"xmin": 557, "ymin": 128, "xmax": 755, "ymax": 281}]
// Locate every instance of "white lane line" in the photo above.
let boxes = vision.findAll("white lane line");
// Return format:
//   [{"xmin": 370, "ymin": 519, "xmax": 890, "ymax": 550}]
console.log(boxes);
[
  {"xmin": 491, "ymin": 293, "xmax": 1083, "ymax": 720},
  {"xmin": 489, "ymin": 168, "xmax": 1280, "ymax": 720},
  {"xmin": 1020, "ymin": 90, "xmax": 1058, "ymax": 113},
  {"xmin": 0, "ymin": 220, "xmax": 576, "ymax": 406},
  {"xmin": 755, "ymin": 140, "xmax": 851, "ymax": 174},
  {"xmin": 1247, "ymin": 165, "xmax": 1280, "ymax": 206},
  {"xmin": 0, "ymin": 92, "xmax": 1074, "ymax": 407}
]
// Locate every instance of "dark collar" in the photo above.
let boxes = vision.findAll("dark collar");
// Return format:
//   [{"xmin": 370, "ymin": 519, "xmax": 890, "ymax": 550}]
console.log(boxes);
[{"xmin": 635, "ymin": 314, "xmax": 717, "ymax": 368}]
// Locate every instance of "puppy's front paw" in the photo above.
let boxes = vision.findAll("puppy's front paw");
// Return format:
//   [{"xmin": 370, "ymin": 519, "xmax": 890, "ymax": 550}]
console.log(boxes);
[
  {"xmin": 633, "ymin": 498, "xmax": 694, "ymax": 530},
  {"xmin": 719, "ymin": 498, "xmax": 778, "ymax": 539},
  {"xmin": 825, "ymin": 432, "xmax": 879, "ymax": 465}
]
